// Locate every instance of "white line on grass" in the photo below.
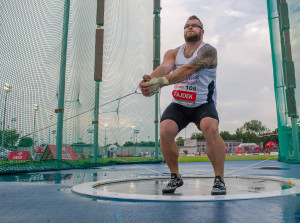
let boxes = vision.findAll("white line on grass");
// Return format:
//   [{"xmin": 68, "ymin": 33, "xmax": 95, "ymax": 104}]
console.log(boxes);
[
  {"xmin": 225, "ymin": 158, "xmax": 272, "ymax": 175},
  {"xmin": 114, "ymin": 158, "xmax": 162, "ymax": 175},
  {"xmin": 133, "ymin": 164, "xmax": 162, "ymax": 174}
]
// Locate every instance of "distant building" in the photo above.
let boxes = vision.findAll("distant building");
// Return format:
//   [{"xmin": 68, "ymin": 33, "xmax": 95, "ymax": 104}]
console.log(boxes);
[{"xmin": 178, "ymin": 139, "xmax": 242, "ymax": 155}]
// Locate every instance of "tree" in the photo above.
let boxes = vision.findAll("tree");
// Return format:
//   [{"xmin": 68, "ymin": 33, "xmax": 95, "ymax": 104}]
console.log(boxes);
[
  {"xmin": 0, "ymin": 130, "xmax": 20, "ymax": 147},
  {"xmin": 234, "ymin": 120, "xmax": 271, "ymax": 144},
  {"xmin": 191, "ymin": 132, "xmax": 205, "ymax": 140},
  {"xmin": 137, "ymin": 141, "xmax": 155, "ymax": 147},
  {"xmin": 123, "ymin": 141, "xmax": 156, "ymax": 147},
  {"xmin": 220, "ymin": 131, "xmax": 234, "ymax": 140},
  {"xmin": 241, "ymin": 120, "xmax": 269, "ymax": 135},
  {"xmin": 18, "ymin": 137, "xmax": 33, "ymax": 147},
  {"xmin": 123, "ymin": 141, "xmax": 134, "ymax": 147},
  {"xmin": 106, "ymin": 142, "xmax": 120, "ymax": 147},
  {"xmin": 235, "ymin": 127, "xmax": 245, "ymax": 141},
  {"xmin": 176, "ymin": 137, "xmax": 184, "ymax": 146}
]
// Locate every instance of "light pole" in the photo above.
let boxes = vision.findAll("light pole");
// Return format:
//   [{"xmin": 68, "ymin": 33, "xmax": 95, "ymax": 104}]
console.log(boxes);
[
  {"xmin": 11, "ymin": 118, "xmax": 16, "ymax": 130},
  {"xmin": 133, "ymin": 129, "xmax": 140, "ymax": 157},
  {"xmin": 48, "ymin": 114, "xmax": 53, "ymax": 144},
  {"xmin": 131, "ymin": 125, "xmax": 135, "ymax": 143},
  {"xmin": 87, "ymin": 126, "xmax": 93, "ymax": 145},
  {"xmin": 32, "ymin": 104, "xmax": 39, "ymax": 149},
  {"xmin": 51, "ymin": 130, "xmax": 56, "ymax": 145},
  {"xmin": 104, "ymin": 124, "xmax": 108, "ymax": 156},
  {"xmin": 1, "ymin": 83, "xmax": 12, "ymax": 152},
  {"xmin": 130, "ymin": 125, "xmax": 135, "ymax": 156},
  {"xmin": 193, "ymin": 125, "xmax": 197, "ymax": 137},
  {"xmin": 134, "ymin": 129, "xmax": 140, "ymax": 145},
  {"xmin": 193, "ymin": 125, "xmax": 198, "ymax": 154},
  {"xmin": 87, "ymin": 126, "xmax": 93, "ymax": 157}
]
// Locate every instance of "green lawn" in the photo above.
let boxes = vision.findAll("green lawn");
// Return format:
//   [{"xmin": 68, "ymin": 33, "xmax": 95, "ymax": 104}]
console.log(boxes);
[
  {"xmin": 1, "ymin": 155, "xmax": 278, "ymax": 166},
  {"xmin": 111, "ymin": 155, "xmax": 278, "ymax": 163},
  {"xmin": 0, "ymin": 155, "xmax": 278, "ymax": 174}
]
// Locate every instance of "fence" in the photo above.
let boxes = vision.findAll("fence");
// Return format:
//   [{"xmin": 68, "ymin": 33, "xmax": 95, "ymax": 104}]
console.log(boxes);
[{"xmin": 0, "ymin": 0, "xmax": 163, "ymax": 174}]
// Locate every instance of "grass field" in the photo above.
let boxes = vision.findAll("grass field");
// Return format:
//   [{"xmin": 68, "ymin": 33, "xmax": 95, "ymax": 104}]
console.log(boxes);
[
  {"xmin": 1, "ymin": 155, "xmax": 279, "ymax": 165},
  {"xmin": 0, "ymin": 155, "xmax": 278, "ymax": 174}
]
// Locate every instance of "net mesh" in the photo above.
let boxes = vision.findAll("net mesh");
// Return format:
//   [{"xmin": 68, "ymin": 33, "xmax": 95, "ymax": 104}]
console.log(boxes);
[
  {"xmin": 267, "ymin": 0, "xmax": 300, "ymax": 163},
  {"xmin": 0, "ymin": 0, "xmax": 161, "ymax": 174}
]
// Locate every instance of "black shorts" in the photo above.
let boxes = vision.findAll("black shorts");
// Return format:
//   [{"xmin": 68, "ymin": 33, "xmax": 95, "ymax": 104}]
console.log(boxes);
[{"xmin": 160, "ymin": 102, "xmax": 219, "ymax": 132}]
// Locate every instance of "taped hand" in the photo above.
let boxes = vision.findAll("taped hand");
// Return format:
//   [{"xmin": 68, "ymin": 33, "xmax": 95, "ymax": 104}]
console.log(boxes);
[{"xmin": 145, "ymin": 77, "xmax": 169, "ymax": 97}]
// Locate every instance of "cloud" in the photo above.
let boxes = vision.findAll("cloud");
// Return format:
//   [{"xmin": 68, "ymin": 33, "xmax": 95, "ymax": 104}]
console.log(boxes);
[{"xmin": 224, "ymin": 10, "xmax": 248, "ymax": 17}]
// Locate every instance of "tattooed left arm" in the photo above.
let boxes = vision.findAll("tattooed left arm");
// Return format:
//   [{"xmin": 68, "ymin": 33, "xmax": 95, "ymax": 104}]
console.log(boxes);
[{"xmin": 165, "ymin": 44, "xmax": 217, "ymax": 85}]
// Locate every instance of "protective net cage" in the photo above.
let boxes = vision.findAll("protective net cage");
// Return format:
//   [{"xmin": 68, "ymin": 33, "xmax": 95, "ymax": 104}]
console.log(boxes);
[
  {"xmin": 267, "ymin": 0, "xmax": 300, "ymax": 163},
  {"xmin": 0, "ymin": 0, "xmax": 162, "ymax": 174}
]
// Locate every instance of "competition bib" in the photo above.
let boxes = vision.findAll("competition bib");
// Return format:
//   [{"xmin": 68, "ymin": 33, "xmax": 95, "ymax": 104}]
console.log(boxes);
[{"xmin": 172, "ymin": 84, "xmax": 197, "ymax": 105}]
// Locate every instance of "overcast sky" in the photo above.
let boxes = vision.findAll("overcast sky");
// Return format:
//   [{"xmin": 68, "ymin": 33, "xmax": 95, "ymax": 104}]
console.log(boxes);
[{"xmin": 159, "ymin": 0, "xmax": 277, "ymax": 138}]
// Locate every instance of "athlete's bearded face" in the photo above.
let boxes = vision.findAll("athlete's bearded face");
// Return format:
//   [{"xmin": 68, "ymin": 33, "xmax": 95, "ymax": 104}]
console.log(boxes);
[{"xmin": 184, "ymin": 19, "xmax": 203, "ymax": 42}]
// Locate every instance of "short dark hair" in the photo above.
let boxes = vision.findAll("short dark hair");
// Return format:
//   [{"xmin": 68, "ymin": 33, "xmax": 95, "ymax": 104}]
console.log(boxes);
[{"xmin": 187, "ymin": 15, "xmax": 203, "ymax": 29}]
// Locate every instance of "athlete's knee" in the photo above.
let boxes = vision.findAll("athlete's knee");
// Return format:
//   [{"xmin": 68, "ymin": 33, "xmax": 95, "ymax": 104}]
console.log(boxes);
[
  {"xmin": 200, "ymin": 117, "xmax": 219, "ymax": 136},
  {"xmin": 160, "ymin": 120, "xmax": 178, "ymax": 140}
]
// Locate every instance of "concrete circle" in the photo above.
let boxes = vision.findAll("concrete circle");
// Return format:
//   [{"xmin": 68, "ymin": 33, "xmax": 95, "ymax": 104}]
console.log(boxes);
[{"xmin": 71, "ymin": 175, "xmax": 300, "ymax": 202}]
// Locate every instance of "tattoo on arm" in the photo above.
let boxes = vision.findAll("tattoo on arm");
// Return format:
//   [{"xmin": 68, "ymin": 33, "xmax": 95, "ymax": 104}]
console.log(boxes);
[{"xmin": 189, "ymin": 44, "xmax": 217, "ymax": 71}]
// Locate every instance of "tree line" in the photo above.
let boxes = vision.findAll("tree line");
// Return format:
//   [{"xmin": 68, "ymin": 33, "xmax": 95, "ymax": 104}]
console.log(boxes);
[
  {"xmin": 0, "ymin": 130, "xmax": 33, "ymax": 148},
  {"xmin": 176, "ymin": 120, "xmax": 277, "ymax": 146},
  {"xmin": 1, "ymin": 120, "xmax": 277, "ymax": 148}
]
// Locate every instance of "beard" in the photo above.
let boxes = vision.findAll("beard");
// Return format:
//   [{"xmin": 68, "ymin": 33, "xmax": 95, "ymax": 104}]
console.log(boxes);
[{"xmin": 184, "ymin": 31, "xmax": 201, "ymax": 42}]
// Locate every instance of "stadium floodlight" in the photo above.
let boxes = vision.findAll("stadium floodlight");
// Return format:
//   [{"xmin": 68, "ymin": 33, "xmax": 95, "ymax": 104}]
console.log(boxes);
[
  {"xmin": 1, "ymin": 83, "xmax": 12, "ymax": 158},
  {"xmin": 104, "ymin": 124, "xmax": 109, "ymax": 147},
  {"xmin": 32, "ymin": 104, "xmax": 39, "ymax": 149},
  {"xmin": 48, "ymin": 114, "xmax": 53, "ymax": 144},
  {"xmin": 3, "ymin": 83, "xmax": 12, "ymax": 92}
]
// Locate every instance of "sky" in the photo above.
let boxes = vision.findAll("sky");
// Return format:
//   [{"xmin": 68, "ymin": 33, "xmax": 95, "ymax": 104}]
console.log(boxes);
[{"xmin": 159, "ymin": 0, "xmax": 277, "ymax": 138}]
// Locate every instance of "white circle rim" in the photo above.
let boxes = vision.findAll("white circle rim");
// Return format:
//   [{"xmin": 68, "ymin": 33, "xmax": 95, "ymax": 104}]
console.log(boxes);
[{"xmin": 71, "ymin": 175, "xmax": 300, "ymax": 202}]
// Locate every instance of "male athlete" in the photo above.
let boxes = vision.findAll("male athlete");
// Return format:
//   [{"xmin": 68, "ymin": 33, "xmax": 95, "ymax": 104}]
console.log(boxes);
[{"xmin": 139, "ymin": 15, "xmax": 226, "ymax": 195}]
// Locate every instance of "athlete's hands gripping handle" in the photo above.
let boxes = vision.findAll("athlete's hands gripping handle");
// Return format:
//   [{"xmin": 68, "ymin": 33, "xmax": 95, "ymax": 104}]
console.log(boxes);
[{"xmin": 140, "ymin": 75, "xmax": 169, "ymax": 97}]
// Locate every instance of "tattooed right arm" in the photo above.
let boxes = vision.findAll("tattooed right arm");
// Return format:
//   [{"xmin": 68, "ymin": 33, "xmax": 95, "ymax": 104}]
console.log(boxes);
[{"xmin": 189, "ymin": 44, "xmax": 217, "ymax": 71}]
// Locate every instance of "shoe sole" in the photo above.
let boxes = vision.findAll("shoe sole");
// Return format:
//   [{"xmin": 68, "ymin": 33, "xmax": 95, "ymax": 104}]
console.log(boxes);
[
  {"xmin": 211, "ymin": 191, "xmax": 226, "ymax": 195},
  {"xmin": 162, "ymin": 181, "xmax": 184, "ymax": 194},
  {"xmin": 162, "ymin": 188, "xmax": 176, "ymax": 193}
]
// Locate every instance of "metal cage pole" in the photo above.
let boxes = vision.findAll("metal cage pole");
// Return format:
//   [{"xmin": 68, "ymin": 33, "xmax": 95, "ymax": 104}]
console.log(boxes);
[
  {"xmin": 153, "ymin": 0, "xmax": 161, "ymax": 160},
  {"xmin": 94, "ymin": 0, "xmax": 105, "ymax": 163},
  {"xmin": 56, "ymin": 0, "xmax": 71, "ymax": 165},
  {"xmin": 276, "ymin": 0, "xmax": 299, "ymax": 161}
]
